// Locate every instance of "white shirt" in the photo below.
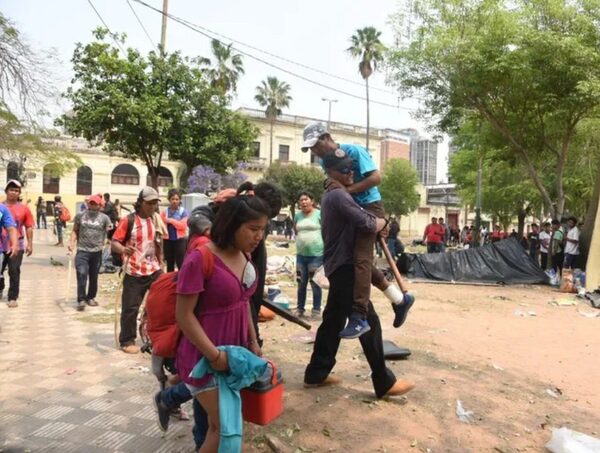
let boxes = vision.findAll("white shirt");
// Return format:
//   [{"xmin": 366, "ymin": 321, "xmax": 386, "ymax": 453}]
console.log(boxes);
[
  {"xmin": 564, "ymin": 226, "xmax": 580, "ymax": 255},
  {"xmin": 539, "ymin": 231, "xmax": 551, "ymax": 253}
]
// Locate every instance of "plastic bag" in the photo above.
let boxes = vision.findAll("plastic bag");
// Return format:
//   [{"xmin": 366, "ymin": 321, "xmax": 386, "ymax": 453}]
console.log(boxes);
[
  {"xmin": 546, "ymin": 427, "xmax": 600, "ymax": 453},
  {"xmin": 546, "ymin": 269, "xmax": 561, "ymax": 287},
  {"xmin": 313, "ymin": 265, "xmax": 329, "ymax": 289}
]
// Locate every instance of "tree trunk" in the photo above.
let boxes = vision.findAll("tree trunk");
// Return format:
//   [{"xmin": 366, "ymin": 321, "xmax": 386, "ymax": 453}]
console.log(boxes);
[
  {"xmin": 517, "ymin": 209, "xmax": 526, "ymax": 238},
  {"xmin": 365, "ymin": 77, "xmax": 370, "ymax": 151},
  {"xmin": 579, "ymin": 174, "xmax": 600, "ymax": 270},
  {"xmin": 269, "ymin": 119, "xmax": 274, "ymax": 165},
  {"xmin": 149, "ymin": 168, "xmax": 159, "ymax": 190}
]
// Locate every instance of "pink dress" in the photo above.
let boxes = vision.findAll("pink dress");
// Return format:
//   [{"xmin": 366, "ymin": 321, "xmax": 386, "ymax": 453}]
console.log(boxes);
[{"xmin": 175, "ymin": 249, "xmax": 257, "ymax": 387}]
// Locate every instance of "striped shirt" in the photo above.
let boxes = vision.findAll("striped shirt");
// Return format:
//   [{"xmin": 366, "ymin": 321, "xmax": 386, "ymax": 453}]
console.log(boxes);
[{"xmin": 113, "ymin": 215, "xmax": 161, "ymax": 277}]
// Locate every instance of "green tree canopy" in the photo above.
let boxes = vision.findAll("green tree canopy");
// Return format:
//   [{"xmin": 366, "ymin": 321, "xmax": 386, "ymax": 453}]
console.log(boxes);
[
  {"xmin": 347, "ymin": 26, "xmax": 386, "ymax": 151},
  {"xmin": 57, "ymin": 28, "xmax": 256, "ymax": 187},
  {"xmin": 261, "ymin": 162, "xmax": 324, "ymax": 216},
  {"xmin": 379, "ymin": 158, "xmax": 420, "ymax": 217},
  {"xmin": 388, "ymin": 0, "xmax": 600, "ymax": 218},
  {"xmin": 255, "ymin": 77, "xmax": 292, "ymax": 164}
]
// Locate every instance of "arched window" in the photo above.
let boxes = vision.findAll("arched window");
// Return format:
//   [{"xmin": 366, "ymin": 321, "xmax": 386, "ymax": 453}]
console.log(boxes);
[
  {"xmin": 111, "ymin": 164, "xmax": 139, "ymax": 185},
  {"xmin": 6, "ymin": 161, "xmax": 20, "ymax": 182},
  {"xmin": 42, "ymin": 164, "xmax": 60, "ymax": 194},
  {"xmin": 146, "ymin": 166, "xmax": 174, "ymax": 187},
  {"xmin": 76, "ymin": 166, "xmax": 93, "ymax": 195}
]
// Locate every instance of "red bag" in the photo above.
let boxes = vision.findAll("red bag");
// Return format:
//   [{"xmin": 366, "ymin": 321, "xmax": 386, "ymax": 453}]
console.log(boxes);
[
  {"xmin": 60, "ymin": 205, "xmax": 71, "ymax": 222},
  {"xmin": 146, "ymin": 244, "xmax": 214, "ymax": 357}
]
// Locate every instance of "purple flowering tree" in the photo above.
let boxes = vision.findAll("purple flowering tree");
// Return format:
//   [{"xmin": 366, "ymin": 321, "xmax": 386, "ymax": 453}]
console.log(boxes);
[
  {"xmin": 187, "ymin": 165, "xmax": 222, "ymax": 194},
  {"xmin": 221, "ymin": 162, "xmax": 248, "ymax": 189}
]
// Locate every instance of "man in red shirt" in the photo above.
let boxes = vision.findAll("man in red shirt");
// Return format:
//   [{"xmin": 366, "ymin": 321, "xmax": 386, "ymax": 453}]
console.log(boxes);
[
  {"xmin": 0, "ymin": 180, "xmax": 34, "ymax": 307},
  {"xmin": 423, "ymin": 217, "xmax": 444, "ymax": 253}
]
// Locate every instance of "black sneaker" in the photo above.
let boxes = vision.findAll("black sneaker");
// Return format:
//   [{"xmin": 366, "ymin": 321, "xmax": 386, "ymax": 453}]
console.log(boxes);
[
  {"xmin": 153, "ymin": 391, "xmax": 170, "ymax": 432},
  {"xmin": 393, "ymin": 293, "xmax": 415, "ymax": 328}
]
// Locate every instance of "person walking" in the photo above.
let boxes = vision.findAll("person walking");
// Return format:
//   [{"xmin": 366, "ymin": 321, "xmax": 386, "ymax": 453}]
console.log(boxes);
[
  {"xmin": 161, "ymin": 189, "xmax": 189, "ymax": 272},
  {"xmin": 35, "ymin": 196, "xmax": 47, "ymax": 229},
  {"xmin": 302, "ymin": 122, "xmax": 412, "ymax": 336},
  {"xmin": 0, "ymin": 180, "xmax": 34, "ymax": 308},
  {"xmin": 68, "ymin": 194, "xmax": 113, "ymax": 311},
  {"xmin": 53, "ymin": 195, "xmax": 66, "ymax": 246},
  {"xmin": 293, "ymin": 191, "xmax": 324, "ymax": 318},
  {"xmin": 303, "ymin": 151, "xmax": 415, "ymax": 398},
  {"xmin": 111, "ymin": 187, "xmax": 164, "ymax": 354}
]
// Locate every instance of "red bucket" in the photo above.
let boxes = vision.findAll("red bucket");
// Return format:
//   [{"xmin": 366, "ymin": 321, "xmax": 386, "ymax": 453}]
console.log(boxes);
[{"xmin": 241, "ymin": 360, "xmax": 284, "ymax": 425}]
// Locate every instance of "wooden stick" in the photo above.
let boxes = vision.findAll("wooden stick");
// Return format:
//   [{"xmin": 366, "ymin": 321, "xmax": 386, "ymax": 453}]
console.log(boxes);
[
  {"xmin": 378, "ymin": 237, "xmax": 409, "ymax": 293},
  {"xmin": 261, "ymin": 298, "xmax": 312, "ymax": 330}
]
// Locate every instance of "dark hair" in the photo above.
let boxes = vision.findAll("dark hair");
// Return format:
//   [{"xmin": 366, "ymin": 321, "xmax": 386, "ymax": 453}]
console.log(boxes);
[
  {"xmin": 211, "ymin": 195, "xmax": 270, "ymax": 249},
  {"xmin": 54, "ymin": 195, "xmax": 61, "ymax": 202},
  {"xmin": 551, "ymin": 219, "xmax": 560, "ymax": 225},
  {"xmin": 297, "ymin": 191, "xmax": 314, "ymax": 202},
  {"xmin": 543, "ymin": 222, "xmax": 551, "ymax": 227},
  {"xmin": 104, "ymin": 193, "xmax": 110, "ymax": 199},
  {"xmin": 531, "ymin": 223, "xmax": 538, "ymax": 228},
  {"xmin": 167, "ymin": 188, "xmax": 181, "ymax": 200},
  {"xmin": 237, "ymin": 181, "xmax": 282, "ymax": 219},
  {"xmin": 568, "ymin": 216, "xmax": 577, "ymax": 223}
]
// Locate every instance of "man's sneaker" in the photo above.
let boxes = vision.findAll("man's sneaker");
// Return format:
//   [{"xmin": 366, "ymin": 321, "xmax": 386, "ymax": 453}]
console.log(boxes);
[
  {"xmin": 294, "ymin": 308, "xmax": 306, "ymax": 318},
  {"xmin": 76, "ymin": 301, "xmax": 85, "ymax": 312},
  {"xmin": 86, "ymin": 299, "xmax": 99, "ymax": 307},
  {"xmin": 153, "ymin": 391, "xmax": 170, "ymax": 432},
  {"xmin": 121, "ymin": 344, "xmax": 140, "ymax": 354},
  {"xmin": 393, "ymin": 293, "xmax": 415, "ymax": 328},
  {"xmin": 383, "ymin": 379, "xmax": 416, "ymax": 398},
  {"xmin": 339, "ymin": 315, "xmax": 371, "ymax": 339},
  {"xmin": 311, "ymin": 309, "xmax": 321, "ymax": 319}
]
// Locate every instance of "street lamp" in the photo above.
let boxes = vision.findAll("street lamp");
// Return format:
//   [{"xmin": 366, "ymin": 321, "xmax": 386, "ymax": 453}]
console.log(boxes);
[{"xmin": 321, "ymin": 98, "xmax": 338, "ymax": 127}]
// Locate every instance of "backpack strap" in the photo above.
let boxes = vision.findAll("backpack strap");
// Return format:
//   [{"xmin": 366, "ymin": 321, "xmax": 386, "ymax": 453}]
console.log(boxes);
[{"xmin": 123, "ymin": 213, "xmax": 136, "ymax": 244}]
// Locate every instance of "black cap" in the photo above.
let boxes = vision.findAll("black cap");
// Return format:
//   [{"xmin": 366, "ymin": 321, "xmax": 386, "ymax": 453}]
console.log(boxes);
[{"xmin": 322, "ymin": 149, "xmax": 353, "ymax": 171}]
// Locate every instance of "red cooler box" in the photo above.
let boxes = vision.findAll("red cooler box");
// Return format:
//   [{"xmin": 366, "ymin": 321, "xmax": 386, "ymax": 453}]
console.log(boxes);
[{"xmin": 241, "ymin": 361, "xmax": 284, "ymax": 425}]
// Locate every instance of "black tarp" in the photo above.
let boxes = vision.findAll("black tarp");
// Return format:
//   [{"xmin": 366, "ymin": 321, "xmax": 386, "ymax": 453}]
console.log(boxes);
[{"xmin": 405, "ymin": 237, "xmax": 549, "ymax": 284}]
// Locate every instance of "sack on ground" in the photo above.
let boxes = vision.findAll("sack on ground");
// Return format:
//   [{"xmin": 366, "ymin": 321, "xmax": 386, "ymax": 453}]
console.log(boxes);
[{"xmin": 560, "ymin": 268, "xmax": 577, "ymax": 294}]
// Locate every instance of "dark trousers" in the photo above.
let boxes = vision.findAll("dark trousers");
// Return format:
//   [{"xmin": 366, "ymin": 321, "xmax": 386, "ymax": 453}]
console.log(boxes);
[
  {"xmin": 353, "ymin": 201, "xmax": 387, "ymax": 317},
  {"xmin": 119, "ymin": 271, "xmax": 162, "ymax": 346},
  {"xmin": 55, "ymin": 220, "xmax": 64, "ymax": 242},
  {"xmin": 75, "ymin": 250, "xmax": 102, "ymax": 302},
  {"xmin": 163, "ymin": 238, "xmax": 187, "ymax": 272},
  {"xmin": 37, "ymin": 212, "xmax": 47, "ymax": 228},
  {"xmin": 0, "ymin": 251, "xmax": 24, "ymax": 300},
  {"xmin": 427, "ymin": 243, "xmax": 442, "ymax": 253},
  {"xmin": 552, "ymin": 252, "xmax": 564, "ymax": 274},
  {"xmin": 304, "ymin": 265, "xmax": 397, "ymax": 398},
  {"xmin": 161, "ymin": 382, "xmax": 208, "ymax": 449},
  {"xmin": 541, "ymin": 252, "xmax": 548, "ymax": 270}
]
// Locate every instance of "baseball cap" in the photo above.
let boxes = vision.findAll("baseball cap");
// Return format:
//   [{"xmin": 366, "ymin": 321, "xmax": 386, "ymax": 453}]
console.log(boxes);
[
  {"xmin": 5, "ymin": 179, "xmax": 22, "ymax": 191},
  {"xmin": 88, "ymin": 194, "xmax": 103, "ymax": 205},
  {"xmin": 140, "ymin": 186, "xmax": 160, "ymax": 202},
  {"xmin": 322, "ymin": 149, "xmax": 353, "ymax": 171},
  {"xmin": 301, "ymin": 121, "xmax": 329, "ymax": 151}
]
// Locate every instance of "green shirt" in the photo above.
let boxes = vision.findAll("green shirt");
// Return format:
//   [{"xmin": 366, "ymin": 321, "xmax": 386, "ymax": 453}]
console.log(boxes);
[
  {"xmin": 551, "ymin": 229, "xmax": 564, "ymax": 255},
  {"xmin": 294, "ymin": 209, "xmax": 324, "ymax": 257}
]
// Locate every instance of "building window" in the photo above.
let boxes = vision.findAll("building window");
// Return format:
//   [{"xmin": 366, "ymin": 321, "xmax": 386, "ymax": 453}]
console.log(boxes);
[
  {"xmin": 43, "ymin": 164, "xmax": 60, "ymax": 194},
  {"xmin": 146, "ymin": 166, "xmax": 174, "ymax": 187},
  {"xmin": 252, "ymin": 142, "xmax": 260, "ymax": 158},
  {"xmin": 111, "ymin": 164, "xmax": 140, "ymax": 185},
  {"xmin": 76, "ymin": 166, "xmax": 93, "ymax": 195},
  {"xmin": 6, "ymin": 161, "xmax": 20, "ymax": 182},
  {"xmin": 278, "ymin": 144, "xmax": 290, "ymax": 162}
]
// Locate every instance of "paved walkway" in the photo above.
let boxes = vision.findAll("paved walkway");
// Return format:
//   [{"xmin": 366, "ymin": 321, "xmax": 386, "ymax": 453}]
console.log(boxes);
[{"xmin": 0, "ymin": 232, "xmax": 193, "ymax": 452}]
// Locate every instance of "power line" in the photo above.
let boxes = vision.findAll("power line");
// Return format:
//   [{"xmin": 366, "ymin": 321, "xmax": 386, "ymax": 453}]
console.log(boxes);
[
  {"xmin": 87, "ymin": 0, "xmax": 127, "ymax": 54},
  {"xmin": 132, "ymin": 0, "xmax": 416, "ymax": 111},
  {"xmin": 125, "ymin": 0, "xmax": 158, "ymax": 51}
]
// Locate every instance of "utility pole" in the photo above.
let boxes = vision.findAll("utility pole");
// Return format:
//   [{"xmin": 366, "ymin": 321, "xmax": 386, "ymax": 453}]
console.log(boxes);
[
  {"xmin": 474, "ymin": 154, "xmax": 483, "ymax": 247},
  {"xmin": 321, "ymin": 98, "xmax": 338, "ymax": 128},
  {"xmin": 160, "ymin": 0, "xmax": 169, "ymax": 55}
]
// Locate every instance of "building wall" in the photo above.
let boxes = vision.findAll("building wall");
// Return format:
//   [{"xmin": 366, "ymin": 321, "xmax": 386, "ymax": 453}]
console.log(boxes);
[
  {"xmin": 0, "ymin": 137, "xmax": 185, "ymax": 216},
  {"xmin": 410, "ymin": 138, "xmax": 438, "ymax": 185}
]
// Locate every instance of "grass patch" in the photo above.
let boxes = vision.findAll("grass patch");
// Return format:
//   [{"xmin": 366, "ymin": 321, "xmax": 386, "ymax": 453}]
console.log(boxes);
[{"xmin": 75, "ymin": 313, "xmax": 114, "ymax": 324}]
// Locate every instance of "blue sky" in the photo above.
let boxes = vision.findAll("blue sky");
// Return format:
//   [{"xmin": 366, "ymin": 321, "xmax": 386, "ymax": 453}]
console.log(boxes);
[{"xmin": 4, "ymin": 0, "xmax": 448, "ymax": 180}]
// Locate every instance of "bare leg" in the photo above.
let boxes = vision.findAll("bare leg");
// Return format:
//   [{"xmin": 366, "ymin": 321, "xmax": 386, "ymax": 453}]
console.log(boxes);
[{"xmin": 196, "ymin": 389, "xmax": 220, "ymax": 453}]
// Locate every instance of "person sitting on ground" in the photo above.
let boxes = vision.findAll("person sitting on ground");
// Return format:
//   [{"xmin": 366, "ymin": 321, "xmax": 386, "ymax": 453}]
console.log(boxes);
[
  {"xmin": 293, "ymin": 191, "xmax": 324, "ymax": 319},
  {"xmin": 303, "ymin": 150, "xmax": 415, "ymax": 398},
  {"xmin": 68, "ymin": 194, "xmax": 113, "ymax": 311},
  {"xmin": 174, "ymin": 195, "xmax": 268, "ymax": 452},
  {"xmin": 302, "ymin": 122, "xmax": 412, "ymax": 338}
]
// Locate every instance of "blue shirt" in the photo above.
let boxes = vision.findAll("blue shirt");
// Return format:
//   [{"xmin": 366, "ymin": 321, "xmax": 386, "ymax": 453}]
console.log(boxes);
[
  {"xmin": 0, "ymin": 204, "xmax": 16, "ymax": 252},
  {"xmin": 321, "ymin": 144, "xmax": 380, "ymax": 206},
  {"xmin": 165, "ymin": 206, "xmax": 189, "ymax": 241}
]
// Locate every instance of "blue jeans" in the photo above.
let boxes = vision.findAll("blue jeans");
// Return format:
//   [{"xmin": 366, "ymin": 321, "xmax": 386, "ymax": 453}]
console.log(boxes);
[
  {"xmin": 161, "ymin": 382, "xmax": 208, "ymax": 449},
  {"xmin": 296, "ymin": 255, "xmax": 323, "ymax": 312},
  {"xmin": 75, "ymin": 250, "xmax": 102, "ymax": 302}
]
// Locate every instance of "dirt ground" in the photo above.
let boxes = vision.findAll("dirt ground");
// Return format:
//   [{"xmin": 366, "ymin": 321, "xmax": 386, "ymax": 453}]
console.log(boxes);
[{"xmin": 241, "ymin": 245, "xmax": 600, "ymax": 453}]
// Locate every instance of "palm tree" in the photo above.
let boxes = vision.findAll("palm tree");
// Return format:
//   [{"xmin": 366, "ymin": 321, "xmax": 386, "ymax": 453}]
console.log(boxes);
[
  {"xmin": 201, "ymin": 39, "xmax": 245, "ymax": 95},
  {"xmin": 347, "ymin": 27, "xmax": 386, "ymax": 151},
  {"xmin": 254, "ymin": 76, "xmax": 292, "ymax": 164}
]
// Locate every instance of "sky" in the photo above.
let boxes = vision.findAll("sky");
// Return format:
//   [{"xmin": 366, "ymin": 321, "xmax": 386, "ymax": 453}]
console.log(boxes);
[{"xmin": 3, "ymin": 0, "xmax": 448, "ymax": 180}]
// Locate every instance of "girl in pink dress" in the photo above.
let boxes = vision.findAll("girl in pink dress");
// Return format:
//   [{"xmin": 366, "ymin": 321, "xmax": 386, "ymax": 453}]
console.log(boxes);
[{"xmin": 175, "ymin": 195, "xmax": 270, "ymax": 452}]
